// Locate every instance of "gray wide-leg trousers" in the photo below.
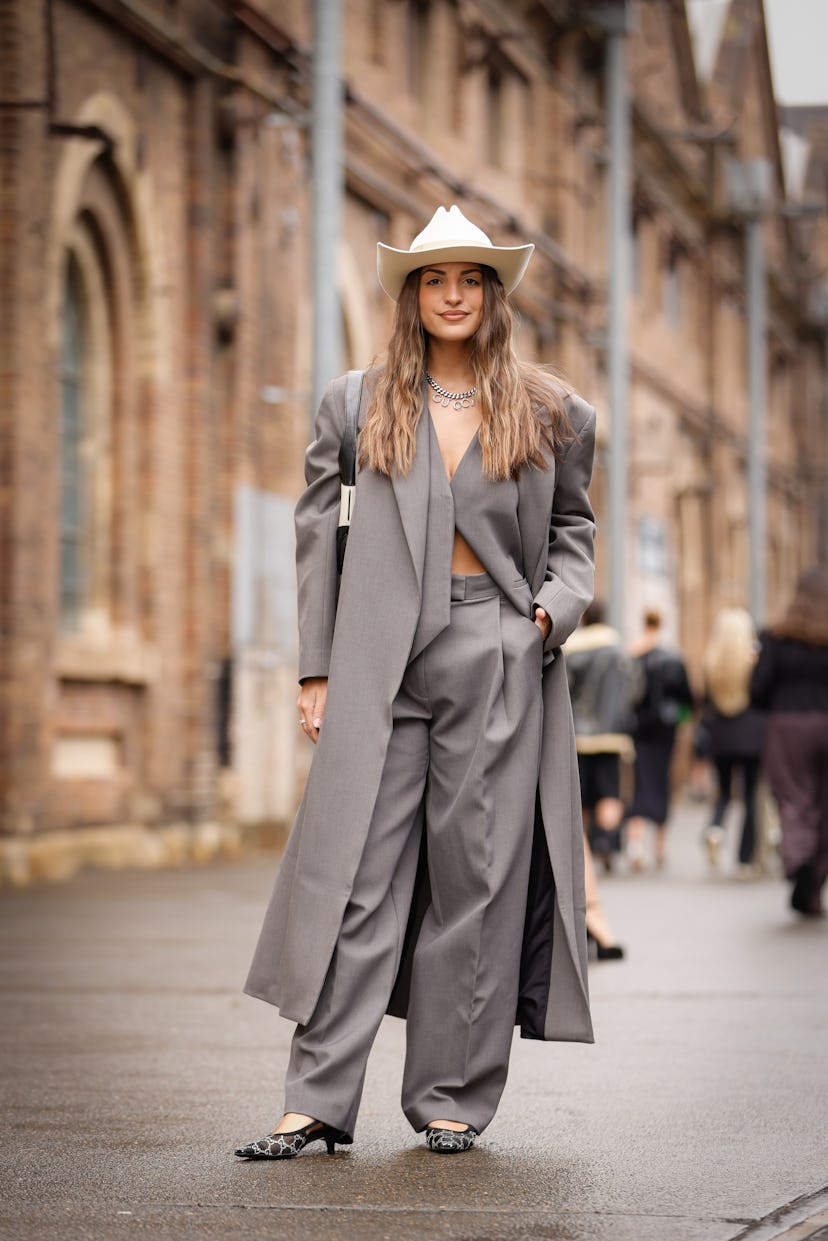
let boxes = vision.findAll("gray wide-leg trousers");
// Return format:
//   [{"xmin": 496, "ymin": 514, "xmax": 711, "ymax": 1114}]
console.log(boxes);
[{"xmin": 284, "ymin": 573, "xmax": 543, "ymax": 1138}]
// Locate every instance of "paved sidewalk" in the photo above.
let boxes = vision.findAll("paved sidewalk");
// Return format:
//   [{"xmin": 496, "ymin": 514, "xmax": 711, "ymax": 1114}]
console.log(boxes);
[{"xmin": 1, "ymin": 801, "xmax": 827, "ymax": 1241}]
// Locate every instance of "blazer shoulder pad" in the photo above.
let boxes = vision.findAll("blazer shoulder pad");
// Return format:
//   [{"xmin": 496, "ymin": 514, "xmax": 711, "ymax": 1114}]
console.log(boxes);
[{"xmin": 563, "ymin": 391, "xmax": 597, "ymax": 437}]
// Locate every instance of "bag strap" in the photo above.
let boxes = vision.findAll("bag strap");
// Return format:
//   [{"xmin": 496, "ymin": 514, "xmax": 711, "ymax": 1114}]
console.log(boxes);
[{"xmin": 339, "ymin": 369, "xmax": 364, "ymax": 486}]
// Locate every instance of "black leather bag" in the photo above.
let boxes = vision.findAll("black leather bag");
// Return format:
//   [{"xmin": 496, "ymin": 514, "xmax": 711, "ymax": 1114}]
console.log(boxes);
[{"xmin": 336, "ymin": 369, "xmax": 364, "ymax": 575}]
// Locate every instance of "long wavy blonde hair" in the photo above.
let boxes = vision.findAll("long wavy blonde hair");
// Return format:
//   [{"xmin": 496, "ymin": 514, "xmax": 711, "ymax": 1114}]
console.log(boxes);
[
  {"xmin": 358, "ymin": 266, "xmax": 573, "ymax": 479},
  {"xmin": 703, "ymin": 607, "xmax": 757, "ymax": 715}
]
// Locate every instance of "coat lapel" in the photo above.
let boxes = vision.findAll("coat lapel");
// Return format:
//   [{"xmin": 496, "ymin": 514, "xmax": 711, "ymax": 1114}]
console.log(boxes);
[{"xmin": 390, "ymin": 397, "xmax": 430, "ymax": 595}]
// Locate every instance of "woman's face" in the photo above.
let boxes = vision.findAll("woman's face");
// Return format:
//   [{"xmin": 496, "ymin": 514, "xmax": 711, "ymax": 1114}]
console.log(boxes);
[{"xmin": 418, "ymin": 262, "xmax": 484, "ymax": 343}]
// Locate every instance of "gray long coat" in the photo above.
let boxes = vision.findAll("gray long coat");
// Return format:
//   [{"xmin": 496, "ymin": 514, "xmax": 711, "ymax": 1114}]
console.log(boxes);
[{"xmin": 245, "ymin": 372, "xmax": 597, "ymax": 1044}]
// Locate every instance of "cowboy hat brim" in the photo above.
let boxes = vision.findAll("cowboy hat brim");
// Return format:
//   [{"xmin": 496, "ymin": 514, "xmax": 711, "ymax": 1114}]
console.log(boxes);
[{"xmin": 376, "ymin": 240, "xmax": 534, "ymax": 301}]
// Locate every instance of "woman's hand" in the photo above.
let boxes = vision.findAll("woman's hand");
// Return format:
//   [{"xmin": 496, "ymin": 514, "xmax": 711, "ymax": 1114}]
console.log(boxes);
[
  {"xmin": 297, "ymin": 678, "xmax": 328, "ymax": 744},
  {"xmin": 534, "ymin": 606, "xmax": 552, "ymax": 642}
]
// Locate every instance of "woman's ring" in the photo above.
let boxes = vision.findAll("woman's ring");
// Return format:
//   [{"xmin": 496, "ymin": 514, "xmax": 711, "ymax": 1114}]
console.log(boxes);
[{"xmin": 299, "ymin": 718, "xmax": 306, "ymax": 727}]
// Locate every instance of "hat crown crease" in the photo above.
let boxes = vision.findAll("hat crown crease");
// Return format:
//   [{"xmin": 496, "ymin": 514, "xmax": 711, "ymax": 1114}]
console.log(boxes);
[{"xmin": 376, "ymin": 203, "xmax": 534, "ymax": 300}]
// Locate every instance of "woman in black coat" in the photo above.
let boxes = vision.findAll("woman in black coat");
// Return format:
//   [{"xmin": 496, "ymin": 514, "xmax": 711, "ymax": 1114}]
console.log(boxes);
[{"xmin": 751, "ymin": 568, "xmax": 828, "ymax": 917}]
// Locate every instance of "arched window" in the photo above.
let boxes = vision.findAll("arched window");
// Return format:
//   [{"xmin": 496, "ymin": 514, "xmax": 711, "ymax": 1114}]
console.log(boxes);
[
  {"xmin": 48, "ymin": 102, "xmax": 161, "ymax": 830},
  {"xmin": 56, "ymin": 154, "xmax": 138, "ymax": 643},
  {"xmin": 59, "ymin": 256, "xmax": 87, "ymax": 632}
]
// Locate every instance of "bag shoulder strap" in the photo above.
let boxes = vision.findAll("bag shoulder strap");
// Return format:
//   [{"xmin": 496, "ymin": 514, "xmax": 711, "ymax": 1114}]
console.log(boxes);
[{"xmin": 339, "ymin": 369, "xmax": 364, "ymax": 486}]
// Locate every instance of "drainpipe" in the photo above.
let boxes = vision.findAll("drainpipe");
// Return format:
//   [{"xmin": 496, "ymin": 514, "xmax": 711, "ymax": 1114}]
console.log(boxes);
[
  {"xmin": 745, "ymin": 211, "xmax": 767, "ymax": 625},
  {"xmin": 591, "ymin": 2, "xmax": 631, "ymax": 635},
  {"xmin": 311, "ymin": 0, "xmax": 344, "ymax": 424},
  {"xmin": 825, "ymin": 326, "xmax": 828, "ymax": 564},
  {"xmin": 728, "ymin": 158, "xmax": 773, "ymax": 627}
]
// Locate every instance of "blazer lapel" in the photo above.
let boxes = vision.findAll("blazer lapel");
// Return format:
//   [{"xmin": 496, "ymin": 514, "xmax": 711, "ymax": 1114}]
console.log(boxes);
[{"xmin": 390, "ymin": 395, "xmax": 430, "ymax": 595}]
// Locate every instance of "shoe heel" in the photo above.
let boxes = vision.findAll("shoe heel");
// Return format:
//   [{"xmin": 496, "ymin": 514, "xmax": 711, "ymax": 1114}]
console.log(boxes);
[
  {"xmin": 323, "ymin": 1126, "xmax": 347, "ymax": 1154},
  {"xmin": 587, "ymin": 930, "xmax": 625, "ymax": 960}
]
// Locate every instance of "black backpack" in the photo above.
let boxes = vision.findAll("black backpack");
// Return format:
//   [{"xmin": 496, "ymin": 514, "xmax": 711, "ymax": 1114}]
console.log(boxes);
[{"xmin": 638, "ymin": 648, "xmax": 690, "ymax": 728}]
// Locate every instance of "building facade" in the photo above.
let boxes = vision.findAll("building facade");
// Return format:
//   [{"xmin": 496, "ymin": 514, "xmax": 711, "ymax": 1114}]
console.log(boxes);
[{"xmin": 1, "ymin": 0, "xmax": 826, "ymax": 874}]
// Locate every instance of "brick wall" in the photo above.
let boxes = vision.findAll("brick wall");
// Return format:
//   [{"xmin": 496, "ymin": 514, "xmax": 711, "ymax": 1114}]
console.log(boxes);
[{"xmin": 1, "ymin": 0, "xmax": 826, "ymax": 848}]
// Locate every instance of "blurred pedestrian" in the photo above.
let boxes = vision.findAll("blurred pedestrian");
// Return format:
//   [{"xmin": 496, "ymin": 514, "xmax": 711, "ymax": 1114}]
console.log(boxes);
[
  {"xmin": 700, "ymin": 607, "xmax": 765, "ymax": 874},
  {"xmin": 751, "ymin": 568, "xmax": 828, "ymax": 918},
  {"xmin": 565, "ymin": 600, "xmax": 641, "ymax": 871},
  {"xmin": 625, "ymin": 609, "xmax": 693, "ymax": 871},
  {"xmin": 237, "ymin": 205, "xmax": 597, "ymax": 1160}
]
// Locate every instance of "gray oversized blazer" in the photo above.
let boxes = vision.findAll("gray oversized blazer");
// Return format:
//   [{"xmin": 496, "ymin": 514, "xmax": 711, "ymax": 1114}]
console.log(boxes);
[{"xmin": 245, "ymin": 370, "xmax": 597, "ymax": 1043}]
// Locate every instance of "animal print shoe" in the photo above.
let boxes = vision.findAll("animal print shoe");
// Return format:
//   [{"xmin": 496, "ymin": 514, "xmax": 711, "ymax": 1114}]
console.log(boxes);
[{"xmin": 424, "ymin": 1124, "xmax": 477, "ymax": 1153}]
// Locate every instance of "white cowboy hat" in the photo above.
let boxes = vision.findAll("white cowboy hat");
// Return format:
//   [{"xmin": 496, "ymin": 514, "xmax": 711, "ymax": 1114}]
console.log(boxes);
[{"xmin": 376, "ymin": 204, "xmax": 534, "ymax": 301}]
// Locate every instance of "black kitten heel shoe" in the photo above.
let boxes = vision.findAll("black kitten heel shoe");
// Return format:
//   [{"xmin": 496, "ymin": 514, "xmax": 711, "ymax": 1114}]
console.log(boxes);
[
  {"xmin": 424, "ymin": 1124, "xmax": 477, "ymax": 1154},
  {"xmin": 234, "ymin": 1119, "xmax": 350, "ymax": 1160},
  {"xmin": 587, "ymin": 930, "xmax": 625, "ymax": 961}
]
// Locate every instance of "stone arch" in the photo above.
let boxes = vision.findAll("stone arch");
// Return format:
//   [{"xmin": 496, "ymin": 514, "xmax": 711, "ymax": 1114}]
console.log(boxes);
[
  {"xmin": 48, "ymin": 92, "xmax": 169, "ymax": 644},
  {"xmin": 47, "ymin": 91, "xmax": 167, "ymax": 369}
]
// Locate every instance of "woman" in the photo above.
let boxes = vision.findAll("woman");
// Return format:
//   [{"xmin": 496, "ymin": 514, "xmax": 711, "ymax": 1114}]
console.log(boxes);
[
  {"xmin": 565, "ymin": 600, "xmax": 640, "ymax": 872},
  {"xmin": 700, "ymin": 608, "xmax": 765, "ymax": 872},
  {"xmin": 625, "ymin": 610, "xmax": 693, "ymax": 871},
  {"xmin": 236, "ymin": 205, "xmax": 596, "ymax": 1160},
  {"xmin": 751, "ymin": 568, "xmax": 828, "ymax": 917}
]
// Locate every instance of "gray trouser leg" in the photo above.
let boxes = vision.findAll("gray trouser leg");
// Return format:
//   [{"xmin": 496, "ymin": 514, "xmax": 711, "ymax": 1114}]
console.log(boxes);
[
  {"xmin": 401, "ymin": 585, "xmax": 542, "ymax": 1133},
  {"xmin": 283, "ymin": 680, "xmax": 429, "ymax": 1137}
]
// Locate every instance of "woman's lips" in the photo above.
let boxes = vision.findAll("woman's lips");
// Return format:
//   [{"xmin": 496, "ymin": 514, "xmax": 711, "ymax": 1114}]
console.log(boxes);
[{"xmin": 440, "ymin": 312, "xmax": 468, "ymax": 321}]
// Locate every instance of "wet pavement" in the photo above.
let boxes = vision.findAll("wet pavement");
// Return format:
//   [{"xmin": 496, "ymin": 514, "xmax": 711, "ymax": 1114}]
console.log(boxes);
[{"xmin": 1, "ymin": 801, "xmax": 827, "ymax": 1241}]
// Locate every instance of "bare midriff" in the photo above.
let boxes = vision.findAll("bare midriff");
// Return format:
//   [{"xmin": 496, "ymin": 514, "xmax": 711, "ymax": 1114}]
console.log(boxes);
[{"xmin": 452, "ymin": 529, "xmax": 486, "ymax": 575}]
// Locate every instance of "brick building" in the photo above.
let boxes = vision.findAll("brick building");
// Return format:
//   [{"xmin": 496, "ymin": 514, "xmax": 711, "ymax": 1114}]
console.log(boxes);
[{"xmin": 1, "ymin": 0, "xmax": 826, "ymax": 876}]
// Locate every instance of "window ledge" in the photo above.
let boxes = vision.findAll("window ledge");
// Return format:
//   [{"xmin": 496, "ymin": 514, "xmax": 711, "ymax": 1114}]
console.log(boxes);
[{"xmin": 57, "ymin": 629, "xmax": 160, "ymax": 685}]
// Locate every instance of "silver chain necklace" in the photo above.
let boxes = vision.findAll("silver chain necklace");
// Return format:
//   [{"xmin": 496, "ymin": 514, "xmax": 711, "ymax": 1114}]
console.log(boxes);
[{"xmin": 426, "ymin": 371, "xmax": 477, "ymax": 411}]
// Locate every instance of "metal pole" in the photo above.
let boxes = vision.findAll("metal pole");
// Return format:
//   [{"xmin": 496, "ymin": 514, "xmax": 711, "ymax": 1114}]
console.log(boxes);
[
  {"xmin": 824, "ymin": 328, "xmax": 828, "ymax": 565},
  {"xmin": 311, "ymin": 0, "xmax": 344, "ymax": 424},
  {"xmin": 746, "ymin": 215, "xmax": 767, "ymax": 625},
  {"xmin": 605, "ymin": 20, "xmax": 630, "ymax": 636}
]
